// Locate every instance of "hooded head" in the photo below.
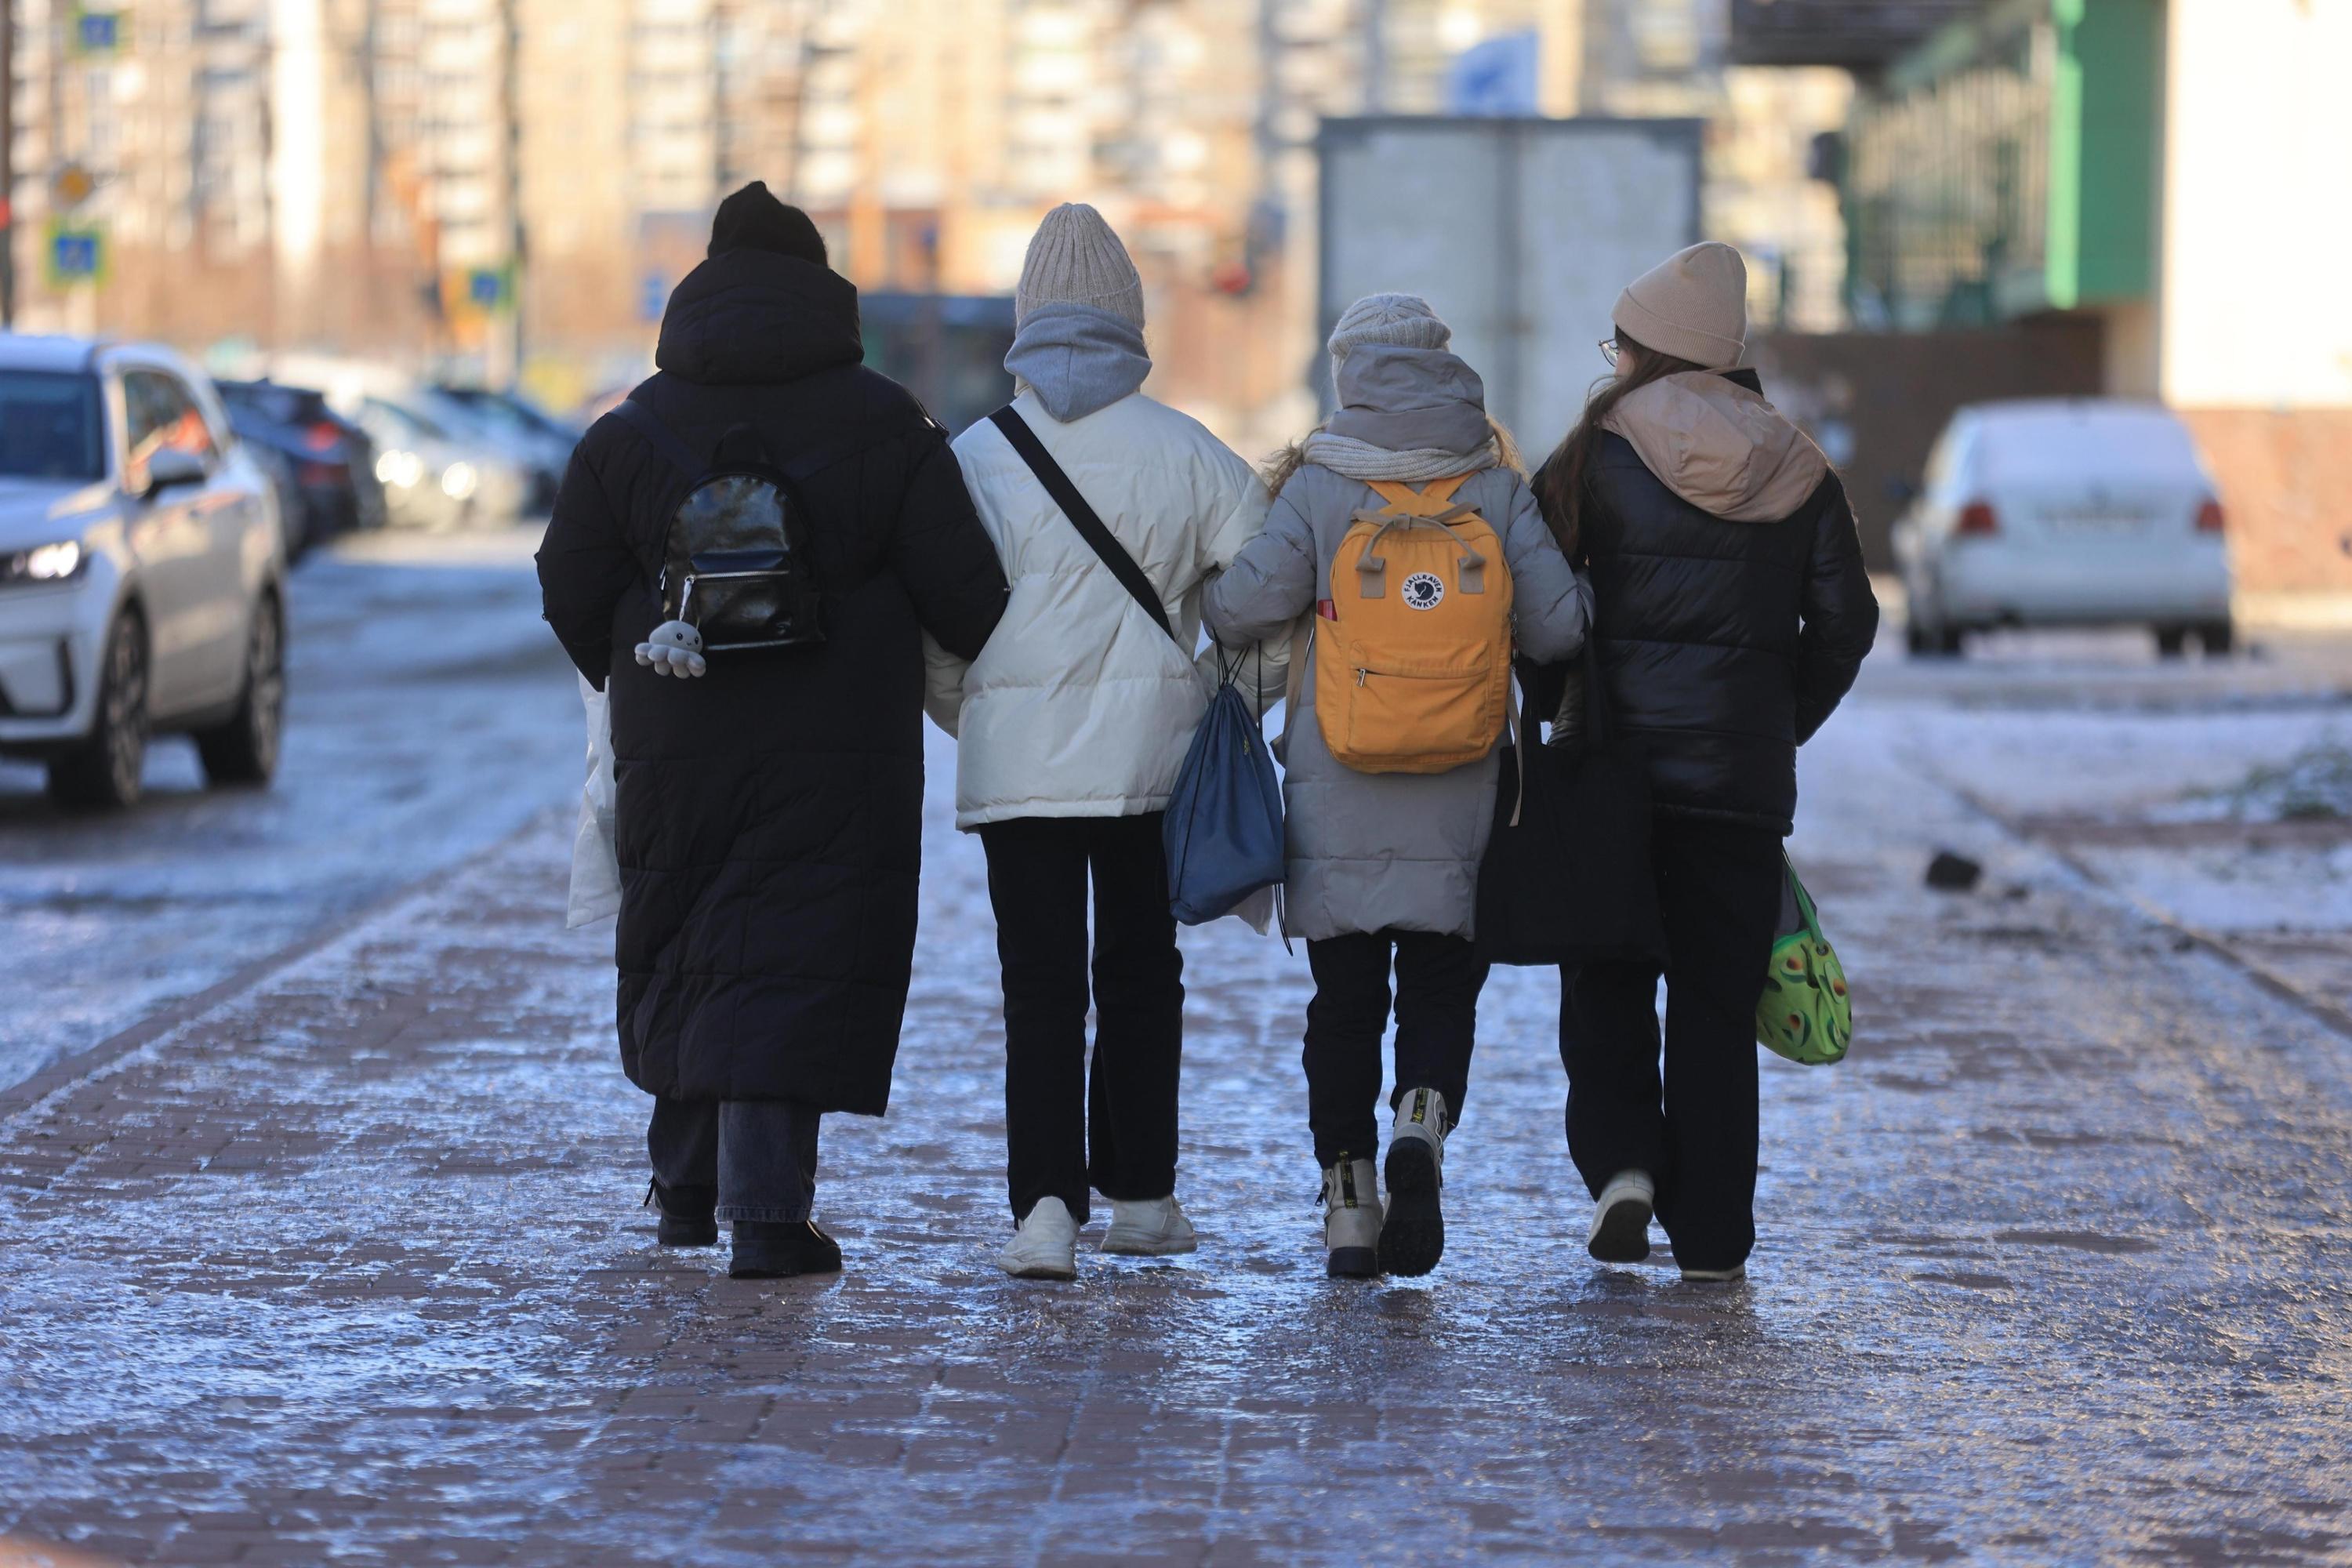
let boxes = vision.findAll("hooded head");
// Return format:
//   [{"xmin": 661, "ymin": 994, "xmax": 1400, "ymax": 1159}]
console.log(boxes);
[
  {"xmin": 707, "ymin": 181, "xmax": 829, "ymax": 267},
  {"xmin": 1015, "ymin": 204, "xmax": 1145, "ymax": 329},
  {"xmin": 1613, "ymin": 242, "xmax": 1748, "ymax": 372}
]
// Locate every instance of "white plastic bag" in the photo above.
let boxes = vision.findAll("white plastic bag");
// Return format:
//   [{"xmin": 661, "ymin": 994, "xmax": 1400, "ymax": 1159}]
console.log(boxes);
[{"xmin": 567, "ymin": 673, "xmax": 622, "ymax": 928}]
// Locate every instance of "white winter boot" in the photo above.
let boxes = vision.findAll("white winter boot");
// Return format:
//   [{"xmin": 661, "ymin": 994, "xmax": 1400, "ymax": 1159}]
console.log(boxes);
[
  {"xmin": 1320, "ymin": 1156, "xmax": 1383, "ymax": 1279},
  {"xmin": 996, "ymin": 1196, "xmax": 1080, "ymax": 1280},
  {"xmin": 1102, "ymin": 1195, "xmax": 1198, "ymax": 1256},
  {"xmin": 1378, "ymin": 1086, "xmax": 1450, "ymax": 1277},
  {"xmin": 1587, "ymin": 1169, "xmax": 1656, "ymax": 1265}
]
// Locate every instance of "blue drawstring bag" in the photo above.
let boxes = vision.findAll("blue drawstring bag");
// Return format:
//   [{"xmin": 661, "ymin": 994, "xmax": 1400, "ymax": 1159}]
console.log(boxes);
[{"xmin": 1164, "ymin": 645, "xmax": 1285, "ymax": 926}]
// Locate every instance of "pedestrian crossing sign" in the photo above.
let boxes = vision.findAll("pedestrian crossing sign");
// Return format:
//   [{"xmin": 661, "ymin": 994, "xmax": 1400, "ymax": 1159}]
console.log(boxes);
[
  {"xmin": 44, "ymin": 220, "xmax": 107, "ymax": 286},
  {"xmin": 70, "ymin": 5, "xmax": 123, "ymax": 56}
]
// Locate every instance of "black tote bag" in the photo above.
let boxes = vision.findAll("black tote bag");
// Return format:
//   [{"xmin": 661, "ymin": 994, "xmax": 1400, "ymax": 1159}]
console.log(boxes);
[{"xmin": 1475, "ymin": 655, "xmax": 1665, "ymax": 967}]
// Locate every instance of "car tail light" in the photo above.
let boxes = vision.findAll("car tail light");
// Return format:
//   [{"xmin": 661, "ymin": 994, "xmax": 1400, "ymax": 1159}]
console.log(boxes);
[
  {"xmin": 1956, "ymin": 500, "xmax": 1999, "ymax": 536},
  {"xmin": 303, "ymin": 420, "xmax": 343, "ymax": 453},
  {"xmin": 297, "ymin": 462, "xmax": 343, "ymax": 485},
  {"xmin": 2196, "ymin": 498, "xmax": 2226, "ymax": 535}
]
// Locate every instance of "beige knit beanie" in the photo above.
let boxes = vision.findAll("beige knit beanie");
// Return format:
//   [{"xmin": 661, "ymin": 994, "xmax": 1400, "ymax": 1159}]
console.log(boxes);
[
  {"xmin": 1327, "ymin": 292, "xmax": 1453, "ymax": 366},
  {"xmin": 1014, "ymin": 203, "xmax": 1145, "ymax": 329},
  {"xmin": 1613, "ymin": 241, "xmax": 1748, "ymax": 370}
]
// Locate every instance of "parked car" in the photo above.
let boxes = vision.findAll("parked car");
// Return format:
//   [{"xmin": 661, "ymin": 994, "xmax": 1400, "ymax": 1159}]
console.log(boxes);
[
  {"xmin": 433, "ymin": 383, "xmax": 580, "ymax": 489},
  {"xmin": 1893, "ymin": 400, "xmax": 2234, "ymax": 658},
  {"xmin": 0, "ymin": 335, "xmax": 288, "ymax": 808},
  {"xmin": 416, "ymin": 390, "xmax": 564, "ymax": 518},
  {"xmin": 215, "ymin": 378, "xmax": 387, "ymax": 557},
  {"xmin": 347, "ymin": 393, "xmax": 530, "ymax": 530}
]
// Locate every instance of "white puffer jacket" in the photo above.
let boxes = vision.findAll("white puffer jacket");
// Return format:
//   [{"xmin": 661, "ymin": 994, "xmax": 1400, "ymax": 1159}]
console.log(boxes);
[{"xmin": 927, "ymin": 388, "xmax": 1279, "ymax": 829}]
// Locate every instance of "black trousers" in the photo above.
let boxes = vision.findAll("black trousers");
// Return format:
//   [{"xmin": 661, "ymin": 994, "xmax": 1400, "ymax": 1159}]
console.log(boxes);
[
  {"xmin": 646, "ymin": 1097, "xmax": 822, "ymax": 1223},
  {"xmin": 1303, "ymin": 930, "xmax": 1487, "ymax": 1169},
  {"xmin": 978, "ymin": 812, "xmax": 1184, "ymax": 1224},
  {"xmin": 1560, "ymin": 816, "xmax": 1785, "ymax": 1272}
]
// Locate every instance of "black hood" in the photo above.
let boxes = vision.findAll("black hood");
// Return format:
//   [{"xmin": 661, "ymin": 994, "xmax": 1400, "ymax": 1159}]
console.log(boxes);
[{"xmin": 654, "ymin": 249, "xmax": 864, "ymax": 387}]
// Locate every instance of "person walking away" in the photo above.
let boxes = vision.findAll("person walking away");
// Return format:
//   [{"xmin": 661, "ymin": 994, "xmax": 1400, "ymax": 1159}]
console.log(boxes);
[
  {"xmin": 927, "ymin": 204, "xmax": 1282, "ymax": 1282},
  {"xmin": 1203, "ymin": 295, "xmax": 1588, "ymax": 1279},
  {"xmin": 1530, "ymin": 241, "xmax": 1878, "ymax": 1285},
  {"xmin": 536, "ymin": 183, "xmax": 1009, "ymax": 1280}
]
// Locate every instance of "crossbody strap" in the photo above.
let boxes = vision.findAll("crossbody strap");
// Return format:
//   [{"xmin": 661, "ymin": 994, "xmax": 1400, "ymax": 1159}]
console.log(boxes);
[{"xmin": 989, "ymin": 405, "xmax": 1176, "ymax": 643}]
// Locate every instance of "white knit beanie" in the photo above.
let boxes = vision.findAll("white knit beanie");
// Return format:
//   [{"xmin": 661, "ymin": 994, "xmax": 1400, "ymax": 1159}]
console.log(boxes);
[
  {"xmin": 1014, "ymin": 203, "xmax": 1145, "ymax": 329},
  {"xmin": 1327, "ymin": 292, "xmax": 1453, "ymax": 366},
  {"xmin": 1613, "ymin": 241, "xmax": 1748, "ymax": 370}
]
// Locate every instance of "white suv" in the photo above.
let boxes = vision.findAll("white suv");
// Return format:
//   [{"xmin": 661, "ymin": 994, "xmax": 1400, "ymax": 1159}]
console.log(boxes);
[{"xmin": 0, "ymin": 335, "xmax": 288, "ymax": 808}]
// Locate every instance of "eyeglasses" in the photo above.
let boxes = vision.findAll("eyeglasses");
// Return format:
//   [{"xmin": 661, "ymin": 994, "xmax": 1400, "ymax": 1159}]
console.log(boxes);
[{"xmin": 1599, "ymin": 338, "xmax": 1621, "ymax": 368}]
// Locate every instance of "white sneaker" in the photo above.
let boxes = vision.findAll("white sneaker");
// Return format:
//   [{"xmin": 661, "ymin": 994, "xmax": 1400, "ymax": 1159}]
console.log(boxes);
[
  {"xmin": 1679, "ymin": 1263, "xmax": 1748, "ymax": 1285},
  {"xmin": 1320, "ymin": 1156, "xmax": 1383, "ymax": 1279},
  {"xmin": 1102, "ymin": 1195, "xmax": 1198, "ymax": 1256},
  {"xmin": 1588, "ymin": 1169, "xmax": 1656, "ymax": 1265},
  {"xmin": 996, "ymin": 1196, "xmax": 1080, "ymax": 1280}
]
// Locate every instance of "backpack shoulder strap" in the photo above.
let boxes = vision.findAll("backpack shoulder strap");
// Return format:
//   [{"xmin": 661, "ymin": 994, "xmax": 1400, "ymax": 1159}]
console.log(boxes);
[
  {"xmin": 1366, "ymin": 473, "xmax": 1473, "ymax": 515},
  {"xmin": 989, "ymin": 405, "xmax": 1176, "ymax": 643},
  {"xmin": 607, "ymin": 397, "xmax": 706, "ymax": 480}
]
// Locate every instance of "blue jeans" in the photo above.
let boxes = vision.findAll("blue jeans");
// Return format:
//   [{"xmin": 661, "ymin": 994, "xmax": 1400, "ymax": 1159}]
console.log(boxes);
[{"xmin": 647, "ymin": 1097, "xmax": 821, "ymax": 1223}]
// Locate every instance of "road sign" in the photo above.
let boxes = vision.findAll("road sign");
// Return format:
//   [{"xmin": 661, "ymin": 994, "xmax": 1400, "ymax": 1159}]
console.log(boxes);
[
  {"xmin": 639, "ymin": 273, "xmax": 669, "ymax": 323},
  {"xmin": 70, "ymin": 6, "xmax": 123, "ymax": 56},
  {"xmin": 44, "ymin": 220, "xmax": 107, "ymax": 286},
  {"xmin": 51, "ymin": 163, "xmax": 96, "ymax": 209},
  {"xmin": 466, "ymin": 265, "xmax": 512, "ymax": 312}
]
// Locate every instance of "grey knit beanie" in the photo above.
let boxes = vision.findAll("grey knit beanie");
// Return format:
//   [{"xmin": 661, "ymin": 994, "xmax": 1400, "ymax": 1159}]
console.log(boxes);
[
  {"xmin": 1014, "ymin": 204, "xmax": 1145, "ymax": 329},
  {"xmin": 1327, "ymin": 293, "xmax": 1452, "ymax": 367},
  {"xmin": 1613, "ymin": 242, "xmax": 1748, "ymax": 370}
]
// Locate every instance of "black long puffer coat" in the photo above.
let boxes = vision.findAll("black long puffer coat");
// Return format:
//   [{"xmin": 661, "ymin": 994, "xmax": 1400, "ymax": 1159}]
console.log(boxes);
[
  {"xmin": 536, "ymin": 248, "xmax": 1007, "ymax": 1114},
  {"xmin": 1567, "ymin": 369, "xmax": 1878, "ymax": 835}
]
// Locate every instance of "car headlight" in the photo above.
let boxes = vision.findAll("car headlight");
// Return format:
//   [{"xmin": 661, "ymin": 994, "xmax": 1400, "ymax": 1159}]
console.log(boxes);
[
  {"xmin": 440, "ymin": 462, "xmax": 479, "ymax": 501},
  {"xmin": 375, "ymin": 449, "xmax": 425, "ymax": 489},
  {"xmin": 2, "ymin": 539, "xmax": 86, "ymax": 584}
]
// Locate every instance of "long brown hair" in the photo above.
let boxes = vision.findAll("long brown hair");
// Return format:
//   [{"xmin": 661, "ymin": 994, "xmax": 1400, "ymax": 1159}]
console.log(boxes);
[{"xmin": 1532, "ymin": 331, "xmax": 1704, "ymax": 559}]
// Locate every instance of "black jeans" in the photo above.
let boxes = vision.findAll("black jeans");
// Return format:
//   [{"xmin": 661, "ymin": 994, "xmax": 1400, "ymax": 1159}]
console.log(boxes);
[
  {"xmin": 1302, "ymin": 930, "xmax": 1487, "ymax": 1169},
  {"xmin": 1560, "ymin": 816, "xmax": 1785, "ymax": 1272},
  {"xmin": 978, "ymin": 812, "xmax": 1185, "ymax": 1224},
  {"xmin": 647, "ymin": 1097, "xmax": 822, "ymax": 1223}
]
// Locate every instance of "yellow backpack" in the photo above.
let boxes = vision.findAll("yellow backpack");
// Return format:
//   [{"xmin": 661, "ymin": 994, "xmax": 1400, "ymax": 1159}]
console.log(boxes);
[{"xmin": 1315, "ymin": 474, "xmax": 1515, "ymax": 775}]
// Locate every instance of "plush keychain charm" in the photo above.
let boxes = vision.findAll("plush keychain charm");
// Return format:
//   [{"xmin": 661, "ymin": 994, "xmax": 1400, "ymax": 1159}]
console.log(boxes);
[{"xmin": 634, "ymin": 619, "xmax": 707, "ymax": 678}]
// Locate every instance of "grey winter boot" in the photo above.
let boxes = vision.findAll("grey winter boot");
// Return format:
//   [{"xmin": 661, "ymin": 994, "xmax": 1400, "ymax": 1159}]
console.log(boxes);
[
  {"xmin": 1377, "ymin": 1087, "xmax": 1450, "ymax": 1278},
  {"xmin": 1320, "ymin": 1156, "xmax": 1383, "ymax": 1279}
]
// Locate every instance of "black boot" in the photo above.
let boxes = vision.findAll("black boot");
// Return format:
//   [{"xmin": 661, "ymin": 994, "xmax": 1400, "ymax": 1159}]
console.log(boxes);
[
  {"xmin": 730, "ymin": 1220, "xmax": 843, "ymax": 1279},
  {"xmin": 644, "ymin": 1178, "xmax": 718, "ymax": 1247}
]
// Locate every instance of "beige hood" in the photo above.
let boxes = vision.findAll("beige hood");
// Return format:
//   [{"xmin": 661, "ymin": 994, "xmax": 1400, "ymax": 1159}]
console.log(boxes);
[{"xmin": 1602, "ymin": 371, "xmax": 1828, "ymax": 523}]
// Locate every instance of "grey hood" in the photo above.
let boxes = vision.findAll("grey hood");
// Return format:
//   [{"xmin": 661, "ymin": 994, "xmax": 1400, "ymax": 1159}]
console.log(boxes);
[
  {"xmin": 1323, "ymin": 343, "xmax": 1494, "ymax": 456},
  {"xmin": 1004, "ymin": 301, "xmax": 1152, "ymax": 423}
]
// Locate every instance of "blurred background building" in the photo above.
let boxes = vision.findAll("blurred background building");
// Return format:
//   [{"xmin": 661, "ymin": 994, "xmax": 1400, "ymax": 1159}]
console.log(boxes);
[{"xmin": 1, "ymin": 0, "xmax": 2344, "ymax": 591}]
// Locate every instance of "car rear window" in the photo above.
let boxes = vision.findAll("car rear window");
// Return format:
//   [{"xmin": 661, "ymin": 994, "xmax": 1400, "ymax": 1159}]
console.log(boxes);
[
  {"xmin": 0, "ymin": 369, "xmax": 105, "ymax": 481},
  {"xmin": 1973, "ymin": 407, "xmax": 2205, "ymax": 486}
]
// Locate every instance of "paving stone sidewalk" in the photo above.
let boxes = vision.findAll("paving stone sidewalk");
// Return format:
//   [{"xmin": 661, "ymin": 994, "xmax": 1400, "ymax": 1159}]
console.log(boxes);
[{"xmin": 2, "ymin": 726, "xmax": 2350, "ymax": 1566}]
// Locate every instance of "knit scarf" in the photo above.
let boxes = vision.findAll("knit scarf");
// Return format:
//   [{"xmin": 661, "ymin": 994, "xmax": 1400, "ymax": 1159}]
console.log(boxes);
[{"xmin": 1301, "ymin": 430, "xmax": 1499, "ymax": 482}]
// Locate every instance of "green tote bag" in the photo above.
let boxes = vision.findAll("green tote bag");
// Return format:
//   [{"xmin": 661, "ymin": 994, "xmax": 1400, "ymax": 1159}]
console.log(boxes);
[{"xmin": 1757, "ymin": 858, "xmax": 1850, "ymax": 1065}]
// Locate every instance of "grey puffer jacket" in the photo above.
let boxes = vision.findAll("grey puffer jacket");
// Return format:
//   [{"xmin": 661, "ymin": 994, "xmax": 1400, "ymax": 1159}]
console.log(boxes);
[{"xmin": 1203, "ymin": 350, "xmax": 1588, "ymax": 942}]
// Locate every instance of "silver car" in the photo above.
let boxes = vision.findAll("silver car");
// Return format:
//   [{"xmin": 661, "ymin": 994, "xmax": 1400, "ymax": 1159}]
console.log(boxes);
[{"xmin": 0, "ymin": 336, "xmax": 288, "ymax": 808}]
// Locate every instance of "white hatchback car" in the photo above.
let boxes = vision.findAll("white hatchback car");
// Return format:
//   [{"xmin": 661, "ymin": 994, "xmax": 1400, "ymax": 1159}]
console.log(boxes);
[
  {"xmin": 0, "ymin": 336, "xmax": 288, "ymax": 808},
  {"xmin": 1893, "ymin": 400, "xmax": 2234, "ymax": 657}
]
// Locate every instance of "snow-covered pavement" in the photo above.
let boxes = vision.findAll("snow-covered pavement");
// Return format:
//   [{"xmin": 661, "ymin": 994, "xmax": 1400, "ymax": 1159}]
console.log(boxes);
[{"xmin": 5, "ymin": 555, "xmax": 2352, "ymax": 1563}]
